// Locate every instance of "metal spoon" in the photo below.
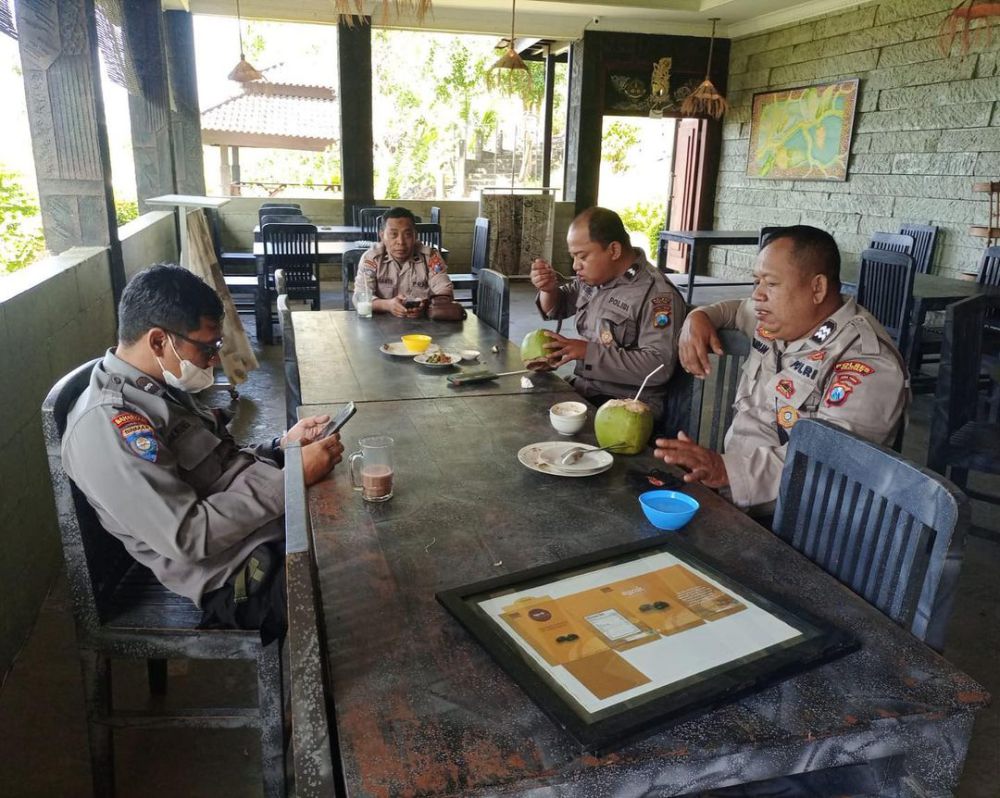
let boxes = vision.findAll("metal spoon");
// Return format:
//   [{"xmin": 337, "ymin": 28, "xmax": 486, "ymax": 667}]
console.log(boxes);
[{"xmin": 560, "ymin": 443, "xmax": 624, "ymax": 466}]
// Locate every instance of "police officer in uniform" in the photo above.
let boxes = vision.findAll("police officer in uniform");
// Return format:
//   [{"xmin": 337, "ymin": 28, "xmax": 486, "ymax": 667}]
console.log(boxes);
[
  {"xmin": 531, "ymin": 206, "xmax": 686, "ymax": 419},
  {"xmin": 62, "ymin": 265, "xmax": 344, "ymax": 641},
  {"xmin": 654, "ymin": 225, "xmax": 909, "ymax": 512},
  {"xmin": 359, "ymin": 206, "xmax": 453, "ymax": 318}
]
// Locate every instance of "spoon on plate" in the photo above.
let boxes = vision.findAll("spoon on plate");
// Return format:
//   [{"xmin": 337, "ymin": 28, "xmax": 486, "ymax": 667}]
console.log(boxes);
[{"xmin": 560, "ymin": 443, "xmax": 625, "ymax": 466}]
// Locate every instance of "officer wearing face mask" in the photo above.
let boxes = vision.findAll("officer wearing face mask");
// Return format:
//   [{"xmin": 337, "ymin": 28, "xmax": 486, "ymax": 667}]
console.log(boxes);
[{"xmin": 61, "ymin": 264, "xmax": 344, "ymax": 641}]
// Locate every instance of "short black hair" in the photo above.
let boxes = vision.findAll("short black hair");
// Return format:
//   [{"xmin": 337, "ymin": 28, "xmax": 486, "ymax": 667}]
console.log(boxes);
[
  {"xmin": 382, "ymin": 207, "xmax": 417, "ymax": 227},
  {"xmin": 118, "ymin": 264, "xmax": 224, "ymax": 345},
  {"xmin": 575, "ymin": 206, "xmax": 631, "ymax": 250},
  {"xmin": 761, "ymin": 225, "xmax": 841, "ymax": 290}
]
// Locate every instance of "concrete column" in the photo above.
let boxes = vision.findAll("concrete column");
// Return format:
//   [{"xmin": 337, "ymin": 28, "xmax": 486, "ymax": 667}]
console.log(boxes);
[
  {"xmin": 541, "ymin": 48, "xmax": 556, "ymax": 189},
  {"xmin": 338, "ymin": 20, "xmax": 374, "ymax": 224},
  {"xmin": 564, "ymin": 32, "xmax": 602, "ymax": 213},
  {"xmin": 230, "ymin": 145, "xmax": 241, "ymax": 195},
  {"xmin": 163, "ymin": 10, "xmax": 206, "ymax": 195},
  {"xmin": 219, "ymin": 145, "xmax": 231, "ymax": 195},
  {"xmin": 15, "ymin": 0, "xmax": 126, "ymax": 302},
  {"xmin": 122, "ymin": 0, "xmax": 176, "ymax": 211}
]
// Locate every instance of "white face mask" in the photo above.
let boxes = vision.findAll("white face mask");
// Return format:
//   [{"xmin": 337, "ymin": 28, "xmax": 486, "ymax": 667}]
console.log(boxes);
[{"xmin": 157, "ymin": 336, "xmax": 216, "ymax": 393}]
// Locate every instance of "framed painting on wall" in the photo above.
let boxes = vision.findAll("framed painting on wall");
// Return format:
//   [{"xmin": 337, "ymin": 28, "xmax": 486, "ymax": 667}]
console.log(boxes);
[{"xmin": 746, "ymin": 78, "xmax": 860, "ymax": 181}]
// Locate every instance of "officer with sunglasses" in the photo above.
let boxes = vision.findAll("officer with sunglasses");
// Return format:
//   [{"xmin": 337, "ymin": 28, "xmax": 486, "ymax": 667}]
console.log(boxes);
[{"xmin": 62, "ymin": 265, "xmax": 344, "ymax": 642}]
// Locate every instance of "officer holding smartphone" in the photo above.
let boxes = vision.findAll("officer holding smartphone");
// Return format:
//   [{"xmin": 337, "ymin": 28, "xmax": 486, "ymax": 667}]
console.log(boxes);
[{"xmin": 358, "ymin": 206, "xmax": 453, "ymax": 318}]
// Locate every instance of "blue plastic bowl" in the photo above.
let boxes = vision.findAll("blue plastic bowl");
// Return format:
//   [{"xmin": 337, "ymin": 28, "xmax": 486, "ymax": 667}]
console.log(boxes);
[{"xmin": 639, "ymin": 490, "xmax": 700, "ymax": 531}]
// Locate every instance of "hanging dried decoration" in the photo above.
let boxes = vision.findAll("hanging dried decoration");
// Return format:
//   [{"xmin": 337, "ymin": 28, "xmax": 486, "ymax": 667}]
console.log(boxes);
[
  {"xmin": 485, "ymin": 0, "xmax": 533, "ymax": 96},
  {"xmin": 331, "ymin": 0, "xmax": 434, "ymax": 28},
  {"xmin": 680, "ymin": 18, "xmax": 728, "ymax": 120},
  {"xmin": 228, "ymin": 0, "xmax": 263, "ymax": 82},
  {"xmin": 940, "ymin": 1, "xmax": 1000, "ymax": 54}
]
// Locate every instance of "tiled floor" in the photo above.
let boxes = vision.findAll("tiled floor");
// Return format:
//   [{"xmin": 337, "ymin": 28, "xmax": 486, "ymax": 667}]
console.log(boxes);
[{"xmin": 1, "ymin": 281, "xmax": 996, "ymax": 797}]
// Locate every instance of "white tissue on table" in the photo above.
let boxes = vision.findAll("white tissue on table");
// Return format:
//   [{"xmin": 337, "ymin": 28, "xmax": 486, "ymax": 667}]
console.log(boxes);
[{"xmin": 520, "ymin": 376, "xmax": 534, "ymax": 389}]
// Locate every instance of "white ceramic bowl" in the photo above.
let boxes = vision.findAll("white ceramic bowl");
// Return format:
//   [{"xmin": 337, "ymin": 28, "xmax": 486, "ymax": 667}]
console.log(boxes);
[
  {"xmin": 549, "ymin": 401, "xmax": 588, "ymax": 435},
  {"xmin": 460, "ymin": 349, "xmax": 480, "ymax": 361}
]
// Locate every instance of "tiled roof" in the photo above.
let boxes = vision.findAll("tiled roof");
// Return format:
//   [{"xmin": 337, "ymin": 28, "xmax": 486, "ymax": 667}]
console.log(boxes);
[
  {"xmin": 259, "ymin": 61, "xmax": 337, "ymax": 90},
  {"xmin": 201, "ymin": 92, "xmax": 339, "ymax": 143}
]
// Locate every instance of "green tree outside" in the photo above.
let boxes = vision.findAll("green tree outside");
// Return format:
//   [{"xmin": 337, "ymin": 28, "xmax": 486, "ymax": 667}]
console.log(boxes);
[{"xmin": 0, "ymin": 167, "xmax": 45, "ymax": 274}]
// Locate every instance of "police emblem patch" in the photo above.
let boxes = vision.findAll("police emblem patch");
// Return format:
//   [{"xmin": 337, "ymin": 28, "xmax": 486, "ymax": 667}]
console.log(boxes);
[
  {"xmin": 810, "ymin": 320, "xmax": 837, "ymax": 344},
  {"xmin": 824, "ymin": 373, "xmax": 861, "ymax": 407},
  {"xmin": 651, "ymin": 294, "xmax": 672, "ymax": 328},
  {"xmin": 756, "ymin": 326, "xmax": 776, "ymax": 341},
  {"xmin": 600, "ymin": 328, "xmax": 614, "ymax": 345},
  {"xmin": 111, "ymin": 412, "xmax": 159, "ymax": 462},
  {"xmin": 776, "ymin": 378, "xmax": 795, "ymax": 399},
  {"xmin": 776, "ymin": 405, "xmax": 799, "ymax": 429},
  {"xmin": 428, "ymin": 252, "xmax": 445, "ymax": 275},
  {"xmin": 807, "ymin": 350, "xmax": 827, "ymax": 362}
]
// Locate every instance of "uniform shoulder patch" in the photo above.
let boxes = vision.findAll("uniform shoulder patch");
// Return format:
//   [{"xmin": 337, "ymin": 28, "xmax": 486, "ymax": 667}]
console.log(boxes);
[
  {"xmin": 111, "ymin": 411, "xmax": 159, "ymax": 463},
  {"xmin": 810, "ymin": 320, "xmax": 837, "ymax": 344},
  {"xmin": 428, "ymin": 252, "xmax": 446, "ymax": 275},
  {"xmin": 651, "ymin": 293, "xmax": 672, "ymax": 328},
  {"xmin": 834, "ymin": 359, "xmax": 875, "ymax": 376}
]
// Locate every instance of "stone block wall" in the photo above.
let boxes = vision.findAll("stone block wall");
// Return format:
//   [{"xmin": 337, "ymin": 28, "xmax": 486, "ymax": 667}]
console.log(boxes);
[{"xmin": 712, "ymin": 0, "xmax": 1000, "ymax": 280}]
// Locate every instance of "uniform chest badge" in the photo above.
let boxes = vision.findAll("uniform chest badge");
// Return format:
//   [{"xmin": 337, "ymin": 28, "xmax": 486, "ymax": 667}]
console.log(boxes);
[
  {"xmin": 776, "ymin": 378, "xmax": 795, "ymax": 399},
  {"xmin": 651, "ymin": 294, "xmax": 672, "ymax": 328},
  {"xmin": 810, "ymin": 320, "xmax": 837, "ymax": 344},
  {"xmin": 776, "ymin": 405, "xmax": 799, "ymax": 429},
  {"xmin": 756, "ymin": 325, "xmax": 776, "ymax": 341},
  {"xmin": 807, "ymin": 350, "xmax": 826, "ymax": 362},
  {"xmin": 600, "ymin": 328, "xmax": 614, "ymax": 345}
]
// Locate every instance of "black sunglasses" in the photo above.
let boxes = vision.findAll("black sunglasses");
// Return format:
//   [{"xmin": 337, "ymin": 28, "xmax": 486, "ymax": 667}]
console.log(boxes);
[{"xmin": 162, "ymin": 328, "xmax": 224, "ymax": 358}]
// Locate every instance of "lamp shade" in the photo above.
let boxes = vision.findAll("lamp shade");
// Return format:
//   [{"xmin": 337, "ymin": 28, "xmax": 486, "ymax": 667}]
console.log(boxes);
[{"xmin": 228, "ymin": 56, "xmax": 263, "ymax": 83}]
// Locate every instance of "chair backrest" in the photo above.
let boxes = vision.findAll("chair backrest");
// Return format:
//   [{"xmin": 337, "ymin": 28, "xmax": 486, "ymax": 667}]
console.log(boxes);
[
  {"xmin": 899, "ymin": 223, "xmax": 938, "ymax": 274},
  {"xmin": 471, "ymin": 217, "xmax": 491, "ymax": 275},
  {"xmin": 774, "ymin": 419, "xmax": 968, "ymax": 651},
  {"xmin": 927, "ymin": 295, "xmax": 987, "ymax": 473},
  {"xmin": 474, "ymin": 268, "xmax": 510, "ymax": 338},
  {"xmin": 261, "ymin": 202, "xmax": 300, "ymax": 212},
  {"xmin": 660, "ymin": 329, "xmax": 750, "ymax": 450},
  {"xmin": 976, "ymin": 245, "xmax": 1000, "ymax": 287},
  {"xmin": 414, "ymin": 222, "xmax": 443, "ymax": 250},
  {"xmin": 429, "ymin": 206, "xmax": 441, "ymax": 224},
  {"xmin": 258, "ymin": 205, "xmax": 302, "ymax": 225},
  {"xmin": 358, "ymin": 206, "xmax": 391, "ymax": 238},
  {"xmin": 870, "ymin": 231, "xmax": 915, "ymax": 255},
  {"xmin": 856, "ymin": 247, "xmax": 916, "ymax": 352},
  {"xmin": 43, "ymin": 359, "xmax": 136, "ymax": 634},
  {"xmin": 277, "ymin": 295, "xmax": 303, "ymax": 430},
  {"xmin": 260, "ymin": 214, "xmax": 310, "ymax": 227},
  {"xmin": 758, "ymin": 225, "xmax": 781, "ymax": 251},
  {"xmin": 262, "ymin": 223, "xmax": 320, "ymax": 303}
]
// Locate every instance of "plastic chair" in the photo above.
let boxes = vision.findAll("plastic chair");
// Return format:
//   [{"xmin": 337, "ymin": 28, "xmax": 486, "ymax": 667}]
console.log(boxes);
[
  {"xmin": 660, "ymin": 329, "xmax": 750, "ymax": 449},
  {"xmin": 856, "ymin": 247, "xmax": 916, "ymax": 353},
  {"xmin": 258, "ymin": 223, "xmax": 320, "ymax": 344},
  {"xmin": 928, "ymin": 295, "xmax": 1000, "ymax": 511},
  {"xmin": 42, "ymin": 360, "xmax": 285, "ymax": 798},
  {"xmin": 774, "ymin": 418, "xmax": 968, "ymax": 652},
  {"xmin": 870, "ymin": 231, "xmax": 915, "ymax": 256},
  {"xmin": 474, "ymin": 268, "xmax": 510, "ymax": 339},
  {"xmin": 450, "ymin": 216, "xmax": 490, "ymax": 311},
  {"xmin": 899, "ymin": 224, "xmax": 938, "ymax": 275}
]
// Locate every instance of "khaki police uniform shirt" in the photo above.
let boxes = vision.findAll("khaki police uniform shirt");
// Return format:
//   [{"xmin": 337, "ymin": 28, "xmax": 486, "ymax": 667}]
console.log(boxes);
[
  {"xmin": 360, "ymin": 241, "xmax": 453, "ymax": 300},
  {"xmin": 694, "ymin": 297, "xmax": 909, "ymax": 510},
  {"xmin": 536, "ymin": 258, "xmax": 686, "ymax": 418},
  {"xmin": 62, "ymin": 351, "xmax": 285, "ymax": 606}
]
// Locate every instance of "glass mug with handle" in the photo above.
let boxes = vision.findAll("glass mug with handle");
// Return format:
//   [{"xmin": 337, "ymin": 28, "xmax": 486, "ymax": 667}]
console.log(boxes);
[{"xmin": 349, "ymin": 435, "xmax": 394, "ymax": 502}]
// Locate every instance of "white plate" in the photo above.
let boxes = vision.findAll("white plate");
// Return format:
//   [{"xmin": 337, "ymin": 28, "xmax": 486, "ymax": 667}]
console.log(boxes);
[
  {"xmin": 414, "ymin": 352, "xmax": 462, "ymax": 368},
  {"xmin": 538, "ymin": 444, "xmax": 614, "ymax": 473},
  {"xmin": 517, "ymin": 442, "xmax": 613, "ymax": 478},
  {"xmin": 380, "ymin": 342, "xmax": 417, "ymax": 358}
]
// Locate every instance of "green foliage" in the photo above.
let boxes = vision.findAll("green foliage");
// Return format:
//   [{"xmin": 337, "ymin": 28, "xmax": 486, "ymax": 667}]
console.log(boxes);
[
  {"xmin": 619, "ymin": 202, "xmax": 667, "ymax": 256},
  {"xmin": 0, "ymin": 167, "xmax": 45, "ymax": 274},
  {"xmin": 602, "ymin": 122, "xmax": 642, "ymax": 175},
  {"xmin": 115, "ymin": 199, "xmax": 139, "ymax": 226}
]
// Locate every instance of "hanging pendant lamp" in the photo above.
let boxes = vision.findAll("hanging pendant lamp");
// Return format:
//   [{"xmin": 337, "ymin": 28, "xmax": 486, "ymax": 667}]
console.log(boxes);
[
  {"xmin": 228, "ymin": 0, "xmax": 263, "ymax": 83},
  {"xmin": 680, "ymin": 18, "xmax": 728, "ymax": 120},
  {"xmin": 486, "ymin": 0, "xmax": 533, "ymax": 96}
]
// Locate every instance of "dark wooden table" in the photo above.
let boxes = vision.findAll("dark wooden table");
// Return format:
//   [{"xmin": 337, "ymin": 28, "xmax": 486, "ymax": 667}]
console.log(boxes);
[
  {"xmin": 299, "ymin": 391, "xmax": 986, "ymax": 797},
  {"xmin": 292, "ymin": 311, "xmax": 567, "ymax": 405},
  {"xmin": 657, "ymin": 230, "xmax": 760, "ymax": 305}
]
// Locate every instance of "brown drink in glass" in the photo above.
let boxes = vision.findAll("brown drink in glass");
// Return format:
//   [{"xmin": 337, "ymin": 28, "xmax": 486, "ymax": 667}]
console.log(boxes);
[{"xmin": 349, "ymin": 435, "xmax": 394, "ymax": 502}]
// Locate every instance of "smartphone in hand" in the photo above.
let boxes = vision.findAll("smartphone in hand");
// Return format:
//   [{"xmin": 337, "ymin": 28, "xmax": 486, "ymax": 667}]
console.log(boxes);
[
  {"xmin": 403, "ymin": 299, "xmax": 422, "ymax": 309},
  {"xmin": 319, "ymin": 401, "xmax": 356, "ymax": 438}
]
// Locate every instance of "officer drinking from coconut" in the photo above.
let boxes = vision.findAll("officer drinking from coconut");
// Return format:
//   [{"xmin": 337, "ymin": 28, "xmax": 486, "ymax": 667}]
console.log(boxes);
[
  {"xmin": 654, "ymin": 225, "xmax": 908, "ymax": 513},
  {"xmin": 530, "ymin": 206, "xmax": 686, "ymax": 421},
  {"xmin": 359, "ymin": 206, "xmax": 453, "ymax": 318}
]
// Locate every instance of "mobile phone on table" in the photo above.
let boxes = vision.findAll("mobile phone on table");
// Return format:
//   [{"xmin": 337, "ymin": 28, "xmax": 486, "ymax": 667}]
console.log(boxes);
[{"xmin": 320, "ymin": 401, "xmax": 356, "ymax": 438}]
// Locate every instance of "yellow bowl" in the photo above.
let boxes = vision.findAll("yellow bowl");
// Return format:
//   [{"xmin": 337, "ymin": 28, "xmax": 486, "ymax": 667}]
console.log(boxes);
[{"xmin": 401, "ymin": 334, "xmax": 432, "ymax": 353}]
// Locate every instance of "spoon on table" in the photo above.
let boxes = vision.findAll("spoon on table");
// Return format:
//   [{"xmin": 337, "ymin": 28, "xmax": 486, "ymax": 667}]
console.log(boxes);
[{"xmin": 560, "ymin": 443, "xmax": 625, "ymax": 466}]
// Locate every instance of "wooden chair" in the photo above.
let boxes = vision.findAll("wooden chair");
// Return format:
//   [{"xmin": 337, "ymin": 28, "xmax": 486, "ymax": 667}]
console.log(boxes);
[
  {"xmin": 450, "ymin": 216, "xmax": 490, "ymax": 311},
  {"xmin": 261, "ymin": 202, "xmax": 301, "ymax": 211},
  {"xmin": 474, "ymin": 268, "xmax": 510, "ymax": 338},
  {"xmin": 258, "ymin": 223, "xmax": 320, "ymax": 344},
  {"xmin": 870, "ymin": 231, "xmax": 915, "ymax": 256},
  {"xmin": 660, "ymin": 329, "xmax": 751, "ymax": 449},
  {"xmin": 415, "ymin": 222, "xmax": 443, "ymax": 250},
  {"xmin": 358, "ymin": 206, "xmax": 390, "ymax": 240},
  {"xmin": 42, "ymin": 360, "xmax": 285, "ymax": 797},
  {"xmin": 856, "ymin": 247, "xmax": 916, "ymax": 353},
  {"xmin": 928, "ymin": 296, "xmax": 1000, "ymax": 525},
  {"xmin": 429, "ymin": 206, "xmax": 441, "ymax": 225},
  {"xmin": 257, "ymin": 205, "xmax": 302, "ymax": 226},
  {"xmin": 899, "ymin": 224, "xmax": 938, "ymax": 275},
  {"xmin": 282, "ymin": 443, "xmax": 336, "ymax": 797},
  {"xmin": 775, "ymin": 418, "xmax": 968, "ymax": 652},
  {"xmin": 758, "ymin": 225, "xmax": 781, "ymax": 251}
]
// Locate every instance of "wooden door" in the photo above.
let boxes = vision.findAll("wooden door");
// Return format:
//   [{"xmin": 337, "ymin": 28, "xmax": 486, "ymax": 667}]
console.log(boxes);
[{"xmin": 666, "ymin": 118, "xmax": 703, "ymax": 273}]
